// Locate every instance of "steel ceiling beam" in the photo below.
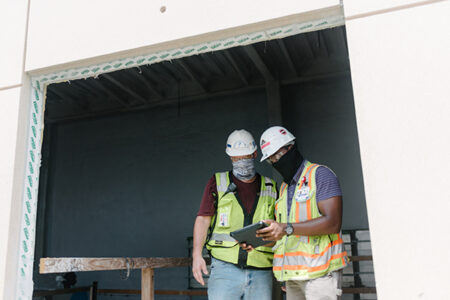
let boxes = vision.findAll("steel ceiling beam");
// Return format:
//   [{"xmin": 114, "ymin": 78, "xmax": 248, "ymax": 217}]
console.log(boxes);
[
  {"xmin": 177, "ymin": 60, "xmax": 207, "ymax": 93},
  {"xmin": 102, "ymin": 73, "xmax": 148, "ymax": 104},
  {"xmin": 276, "ymin": 39, "xmax": 298, "ymax": 78},
  {"xmin": 223, "ymin": 50, "xmax": 249, "ymax": 86},
  {"xmin": 243, "ymin": 44, "xmax": 274, "ymax": 82}
]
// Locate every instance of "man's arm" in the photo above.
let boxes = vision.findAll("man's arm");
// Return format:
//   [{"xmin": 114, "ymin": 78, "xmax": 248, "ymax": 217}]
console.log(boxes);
[
  {"xmin": 256, "ymin": 196, "xmax": 343, "ymax": 241},
  {"xmin": 192, "ymin": 215, "xmax": 212, "ymax": 286}
]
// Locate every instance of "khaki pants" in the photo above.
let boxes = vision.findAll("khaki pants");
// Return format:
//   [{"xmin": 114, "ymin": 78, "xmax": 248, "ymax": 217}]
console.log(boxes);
[{"xmin": 286, "ymin": 271, "xmax": 342, "ymax": 300}]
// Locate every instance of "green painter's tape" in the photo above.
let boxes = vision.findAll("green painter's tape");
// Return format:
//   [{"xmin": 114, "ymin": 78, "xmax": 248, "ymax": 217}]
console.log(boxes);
[
  {"xmin": 42, "ymin": 77, "xmax": 48, "ymax": 82},
  {"xmin": 211, "ymin": 43, "xmax": 221, "ymax": 49},
  {"xmin": 284, "ymin": 29, "xmax": 293, "ymax": 34},
  {"xmin": 24, "ymin": 228, "xmax": 29, "ymax": 240},
  {"xmin": 114, "ymin": 63, "xmax": 122, "ymax": 68},
  {"xmin": 238, "ymin": 37, "xmax": 249, "ymax": 43},
  {"xmin": 21, "ymin": 268, "xmax": 25, "ymax": 277},
  {"xmin": 34, "ymin": 90, "xmax": 39, "ymax": 101},
  {"xmin": 223, "ymin": 41, "xmax": 235, "ymax": 47},
  {"xmin": 36, "ymin": 81, "xmax": 41, "ymax": 91},
  {"xmin": 23, "ymin": 241, "xmax": 28, "ymax": 253},
  {"xmin": 316, "ymin": 21, "xmax": 328, "ymax": 26},
  {"xmin": 125, "ymin": 61, "xmax": 134, "ymax": 66},
  {"xmin": 30, "ymin": 150, "xmax": 35, "ymax": 163},
  {"xmin": 270, "ymin": 30, "xmax": 282, "ymax": 36},
  {"xmin": 81, "ymin": 70, "xmax": 89, "ymax": 75},
  {"xmin": 71, "ymin": 72, "xmax": 79, "ymax": 76},
  {"xmin": 159, "ymin": 53, "xmax": 169, "ymax": 59},
  {"xmin": 103, "ymin": 65, "xmax": 111, "ymax": 71},
  {"xmin": 33, "ymin": 101, "xmax": 38, "ymax": 113},
  {"xmin": 31, "ymin": 137, "xmax": 36, "ymax": 150},
  {"xmin": 136, "ymin": 58, "xmax": 145, "ymax": 64},
  {"xmin": 171, "ymin": 51, "xmax": 182, "ymax": 57},
  {"xmin": 25, "ymin": 214, "xmax": 30, "ymax": 226},
  {"xmin": 148, "ymin": 56, "xmax": 157, "ymax": 61},
  {"xmin": 28, "ymin": 162, "xmax": 34, "ymax": 175},
  {"xmin": 26, "ymin": 201, "xmax": 31, "ymax": 214},
  {"xmin": 300, "ymin": 24, "xmax": 313, "ymax": 30},
  {"xmin": 32, "ymin": 113, "xmax": 38, "ymax": 125},
  {"xmin": 50, "ymin": 76, "xmax": 58, "ymax": 80},
  {"xmin": 27, "ymin": 176, "xmax": 32, "ymax": 187},
  {"xmin": 26, "ymin": 188, "xmax": 32, "ymax": 200},
  {"xmin": 251, "ymin": 34, "xmax": 262, "ymax": 41},
  {"xmin": 32, "ymin": 126, "xmax": 36, "ymax": 138},
  {"xmin": 197, "ymin": 46, "xmax": 207, "ymax": 52},
  {"xmin": 92, "ymin": 67, "xmax": 100, "ymax": 72},
  {"xmin": 184, "ymin": 49, "xmax": 195, "ymax": 54}
]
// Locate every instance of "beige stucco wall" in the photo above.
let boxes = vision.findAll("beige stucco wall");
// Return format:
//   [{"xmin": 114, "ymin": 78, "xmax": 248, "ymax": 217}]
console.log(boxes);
[{"xmin": 344, "ymin": 0, "xmax": 450, "ymax": 299}]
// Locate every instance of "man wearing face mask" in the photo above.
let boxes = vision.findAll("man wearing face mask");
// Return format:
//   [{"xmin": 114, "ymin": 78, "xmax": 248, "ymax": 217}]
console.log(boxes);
[
  {"xmin": 192, "ymin": 129, "xmax": 277, "ymax": 300},
  {"xmin": 256, "ymin": 126, "xmax": 348, "ymax": 300}
]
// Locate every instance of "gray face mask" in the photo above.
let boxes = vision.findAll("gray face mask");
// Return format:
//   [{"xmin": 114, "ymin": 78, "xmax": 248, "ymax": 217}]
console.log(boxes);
[{"xmin": 232, "ymin": 158, "xmax": 256, "ymax": 181}]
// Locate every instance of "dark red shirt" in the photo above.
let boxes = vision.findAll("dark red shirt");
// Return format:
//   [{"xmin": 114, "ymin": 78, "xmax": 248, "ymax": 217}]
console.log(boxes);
[{"xmin": 197, "ymin": 173, "xmax": 261, "ymax": 216}]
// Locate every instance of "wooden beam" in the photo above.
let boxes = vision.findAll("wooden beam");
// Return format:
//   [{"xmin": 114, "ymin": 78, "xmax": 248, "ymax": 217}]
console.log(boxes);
[
  {"xmin": 102, "ymin": 73, "xmax": 148, "ymax": 104},
  {"xmin": 141, "ymin": 268, "xmax": 154, "ymax": 300},
  {"xmin": 40, "ymin": 257, "xmax": 192, "ymax": 274},
  {"xmin": 33, "ymin": 287, "xmax": 91, "ymax": 297},
  {"xmin": 223, "ymin": 50, "xmax": 249, "ymax": 85},
  {"xmin": 244, "ymin": 44, "xmax": 274, "ymax": 81},
  {"xmin": 97, "ymin": 289, "xmax": 209, "ymax": 296},
  {"xmin": 276, "ymin": 39, "xmax": 298, "ymax": 78},
  {"xmin": 177, "ymin": 60, "xmax": 207, "ymax": 93}
]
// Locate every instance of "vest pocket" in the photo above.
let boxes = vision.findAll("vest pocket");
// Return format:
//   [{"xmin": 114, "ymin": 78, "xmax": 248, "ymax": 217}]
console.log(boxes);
[{"xmin": 217, "ymin": 199, "xmax": 232, "ymax": 228}]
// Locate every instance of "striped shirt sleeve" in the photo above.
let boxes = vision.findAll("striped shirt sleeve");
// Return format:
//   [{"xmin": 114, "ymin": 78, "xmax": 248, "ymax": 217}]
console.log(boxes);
[{"xmin": 315, "ymin": 166, "xmax": 342, "ymax": 202}]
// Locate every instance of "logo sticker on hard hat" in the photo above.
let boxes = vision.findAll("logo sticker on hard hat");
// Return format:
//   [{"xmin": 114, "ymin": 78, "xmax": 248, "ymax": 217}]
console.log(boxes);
[{"xmin": 279, "ymin": 129, "xmax": 287, "ymax": 135}]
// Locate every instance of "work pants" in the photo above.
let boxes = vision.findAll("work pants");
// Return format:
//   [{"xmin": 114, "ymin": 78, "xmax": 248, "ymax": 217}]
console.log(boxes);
[
  {"xmin": 207, "ymin": 258, "xmax": 272, "ymax": 300},
  {"xmin": 286, "ymin": 270, "xmax": 342, "ymax": 300}
]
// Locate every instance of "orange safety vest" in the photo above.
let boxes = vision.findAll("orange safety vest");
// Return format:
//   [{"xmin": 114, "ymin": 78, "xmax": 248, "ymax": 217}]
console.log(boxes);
[{"xmin": 273, "ymin": 161, "xmax": 348, "ymax": 281}]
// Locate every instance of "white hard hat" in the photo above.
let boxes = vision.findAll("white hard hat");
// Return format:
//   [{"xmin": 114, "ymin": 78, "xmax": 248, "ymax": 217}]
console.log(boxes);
[
  {"xmin": 259, "ymin": 126, "xmax": 296, "ymax": 162},
  {"xmin": 225, "ymin": 129, "xmax": 257, "ymax": 157}
]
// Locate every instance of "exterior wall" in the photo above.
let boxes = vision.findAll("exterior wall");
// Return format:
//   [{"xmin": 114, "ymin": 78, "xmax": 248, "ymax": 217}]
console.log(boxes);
[
  {"xmin": 0, "ymin": 0, "xmax": 30, "ymax": 299},
  {"xmin": 344, "ymin": 0, "xmax": 450, "ymax": 299},
  {"xmin": 25, "ymin": 0, "xmax": 340, "ymax": 72}
]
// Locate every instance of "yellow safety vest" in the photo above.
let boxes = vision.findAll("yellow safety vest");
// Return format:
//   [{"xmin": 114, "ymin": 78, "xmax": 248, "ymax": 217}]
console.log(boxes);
[
  {"xmin": 273, "ymin": 161, "xmax": 348, "ymax": 281},
  {"xmin": 206, "ymin": 172, "xmax": 277, "ymax": 268}
]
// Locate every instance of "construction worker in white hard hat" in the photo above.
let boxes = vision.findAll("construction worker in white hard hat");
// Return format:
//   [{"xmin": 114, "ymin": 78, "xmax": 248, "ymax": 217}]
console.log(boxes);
[
  {"xmin": 253, "ymin": 126, "xmax": 348, "ymax": 300},
  {"xmin": 192, "ymin": 129, "xmax": 278, "ymax": 300}
]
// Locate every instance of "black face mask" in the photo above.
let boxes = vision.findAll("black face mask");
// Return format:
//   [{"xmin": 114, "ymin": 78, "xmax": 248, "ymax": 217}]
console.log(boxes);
[{"xmin": 272, "ymin": 147, "xmax": 304, "ymax": 182}]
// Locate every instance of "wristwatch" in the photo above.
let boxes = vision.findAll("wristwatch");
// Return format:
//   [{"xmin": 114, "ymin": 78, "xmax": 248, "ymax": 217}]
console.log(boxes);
[{"xmin": 285, "ymin": 223, "xmax": 294, "ymax": 236}]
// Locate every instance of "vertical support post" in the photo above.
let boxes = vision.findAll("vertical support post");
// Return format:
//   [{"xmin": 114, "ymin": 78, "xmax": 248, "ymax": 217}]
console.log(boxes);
[
  {"xmin": 350, "ymin": 231, "xmax": 362, "ymax": 300},
  {"xmin": 89, "ymin": 281, "xmax": 98, "ymax": 300},
  {"xmin": 265, "ymin": 80, "xmax": 282, "ymax": 126},
  {"xmin": 142, "ymin": 268, "xmax": 154, "ymax": 300}
]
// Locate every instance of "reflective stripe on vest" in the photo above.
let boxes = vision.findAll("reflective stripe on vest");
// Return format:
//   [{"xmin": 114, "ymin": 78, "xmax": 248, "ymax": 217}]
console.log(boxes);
[
  {"xmin": 273, "ymin": 161, "xmax": 347, "ymax": 281},
  {"xmin": 206, "ymin": 172, "xmax": 277, "ymax": 268}
]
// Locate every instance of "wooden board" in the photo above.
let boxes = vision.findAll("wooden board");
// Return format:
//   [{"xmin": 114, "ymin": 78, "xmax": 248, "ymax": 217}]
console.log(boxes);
[{"xmin": 40, "ymin": 257, "xmax": 192, "ymax": 274}]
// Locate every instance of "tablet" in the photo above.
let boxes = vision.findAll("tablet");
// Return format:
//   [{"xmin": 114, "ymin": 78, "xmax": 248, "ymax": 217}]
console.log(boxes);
[{"xmin": 230, "ymin": 221, "xmax": 270, "ymax": 248}]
